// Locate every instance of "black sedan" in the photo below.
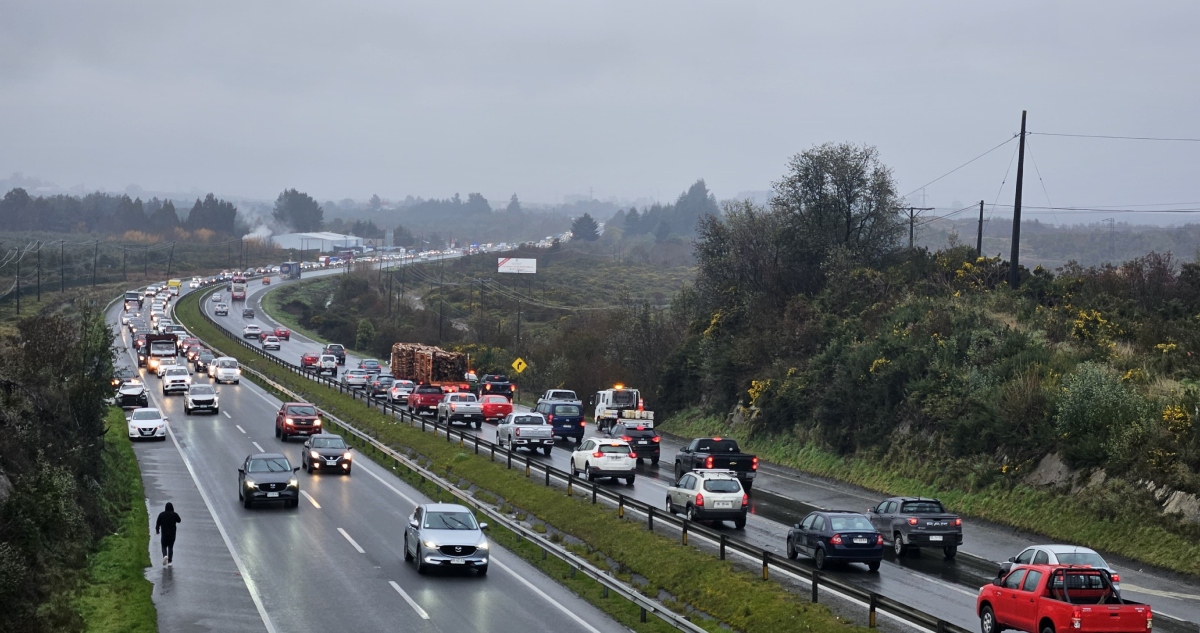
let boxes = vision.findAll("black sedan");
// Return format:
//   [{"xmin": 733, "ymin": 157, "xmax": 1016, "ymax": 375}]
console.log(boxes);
[
  {"xmin": 112, "ymin": 366, "xmax": 138, "ymax": 389},
  {"xmin": 787, "ymin": 510, "xmax": 883, "ymax": 571},
  {"xmin": 238, "ymin": 453, "xmax": 300, "ymax": 509},
  {"xmin": 242, "ymin": 308, "xmax": 255, "ymax": 319},
  {"xmin": 115, "ymin": 381, "xmax": 149, "ymax": 409},
  {"xmin": 194, "ymin": 351, "xmax": 215, "ymax": 373},
  {"xmin": 301, "ymin": 433, "xmax": 353, "ymax": 475},
  {"xmin": 369, "ymin": 374, "xmax": 395, "ymax": 398}
]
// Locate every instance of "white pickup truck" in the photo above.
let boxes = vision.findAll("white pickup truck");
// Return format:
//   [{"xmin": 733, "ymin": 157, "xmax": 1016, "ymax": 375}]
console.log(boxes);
[
  {"xmin": 537, "ymin": 389, "xmax": 580, "ymax": 404},
  {"xmin": 437, "ymin": 393, "xmax": 484, "ymax": 429},
  {"xmin": 497, "ymin": 412, "xmax": 555, "ymax": 455}
]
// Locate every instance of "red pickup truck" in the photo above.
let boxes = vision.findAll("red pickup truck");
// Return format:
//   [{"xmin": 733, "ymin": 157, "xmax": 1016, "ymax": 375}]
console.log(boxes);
[
  {"xmin": 406, "ymin": 384, "xmax": 446, "ymax": 416},
  {"xmin": 978, "ymin": 565, "xmax": 1151, "ymax": 633}
]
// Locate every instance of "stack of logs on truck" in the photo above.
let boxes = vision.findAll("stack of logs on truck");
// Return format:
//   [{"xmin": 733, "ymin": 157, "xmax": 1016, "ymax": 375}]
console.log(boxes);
[{"xmin": 390, "ymin": 342, "xmax": 467, "ymax": 386}]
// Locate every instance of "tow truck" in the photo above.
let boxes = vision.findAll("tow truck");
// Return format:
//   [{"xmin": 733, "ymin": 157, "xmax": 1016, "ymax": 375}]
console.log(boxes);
[{"xmin": 591, "ymin": 384, "xmax": 647, "ymax": 433}]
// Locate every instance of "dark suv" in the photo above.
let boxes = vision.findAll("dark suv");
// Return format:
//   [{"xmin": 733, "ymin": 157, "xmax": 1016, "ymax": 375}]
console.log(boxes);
[
  {"xmin": 369, "ymin": 374, "xmax": 395, "ymax": 398},
  {"xmin": 787, "ymin": 510, "xmax": 884, "ymax": 571},
  {"xmin": 610, "ymin": 421, "xmax": 660, "ymax": 464},
  {"xmin": 324, "ymin": 344, "xmax": 346, "ymax": 365},
  {"xmin": 534, "ymin": 400, "xmax": 585, "ymax": 443}
]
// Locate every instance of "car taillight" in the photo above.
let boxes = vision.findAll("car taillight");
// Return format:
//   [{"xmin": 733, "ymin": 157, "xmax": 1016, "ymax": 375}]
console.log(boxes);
[
  {"xmin": 515, "ymin": 427, "xmax": 521, "ymax": 437},
  {"xmin": 876, "ymin": 534, "xmax": 884, "ymax": 545},
  {"xmin": 1072, "ymin": 610, "xmax": 1082, "ymax": 629},
  {"xmin": 954, "ymin": 518, "xmax": 962, "ymax": 527},
  {"xmin": 450, "ymin": 404, "xmax": 457, "ymax": 411},
  {"xmin": 629, "ymin": 452, "xmax": 637, "ymax": 459},
  {"xmin": 485, "ymin": 384, "xmax": 491, "ymax": 390},
  {"xmin": 652, "ymin": 436, "xmax": 660, "ymax": 443},
  {"xmin": 752, "ymin": 456, "xmax": 759, "ymax": 470},
  {"xmin": 830, "ymin": 534, "xmax": 843, "ymax": 545},
  {"xmin": 592, "ymin": 451, "xmax": 604, "ymax": 458},
  {"xmin": 1111, "ymin": 573, "xmax": 1119, "ymax": 583},
  {"xmin": 907, "ymin": 517, "xmax": 918, "ymax": 525},
  {"xmin": 705, "ymin": 456, "xmax": 713, "ymax": 469},
  {"xmin": 1146, "ymin": 612, "xmax": 1153, "ymax": 630},
  {"xmin": 742, "ymin": 493, "xmax": 749, "ymax": 506},
  {"xmin": 580, "ymin": 421, "xmax": 585, "ymax": 426},
  {"xmin": 547, "ymin": 414, "xmax": 553, "ymax": 422},
  {"xmin": 621, "ymin": 435, "xmax": 632, "ymax": 441},
  {"xmin": 695, "ymin": 493, "xmax": 704, "ymax": 507}
]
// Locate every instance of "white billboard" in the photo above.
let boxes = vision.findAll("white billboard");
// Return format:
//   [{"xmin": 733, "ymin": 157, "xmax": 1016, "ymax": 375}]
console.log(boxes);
[{"xmin": 498, "ymin": 257, "xmax": 537, "ymax": 274}]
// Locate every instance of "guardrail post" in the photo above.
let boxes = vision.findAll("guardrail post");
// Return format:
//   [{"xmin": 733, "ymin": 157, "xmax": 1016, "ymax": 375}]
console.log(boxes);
[
  {"xmin": 421, "ymin": 418, "xmax": 426, "ymax": 432},
  {"xmin": 474, "ymin": 435, "xmax": 479, "ymax": 455},
  {"xmin": 681, "ymin": 520, "xmax": 688, "ymax": 546},
  {"xmin": 544, "ymin": 467, "xmax": 550, "ymax": 487},
  {"xmin": 602, "ymin": 586, "xmax": 608, "ymax": 599},
  {"xmin": 869, "ymin": 593, "xmax": 878, "ymax": 628},
  {"xmin": 811, "ymin": 569, "xmax": 819, "ymax": 602},
  {"xmin": 541, "ymin": 547, "xmax": 546, "ymax": 561},
  {"xmin": 591, "ymin": 484, "xmax": 596, "ymax": 504},
  {"xmin": 618, "ymin": 495, "xmax": 624, "ymax": 518},
  {"xmin": 640, "ymin": 607, "xmax": 647, "ymax": 623},
  {"xmin": 506, "ymin": 449, "xmax": 512, "ymax": 469},
  {"xmin": 446, "ymin": 424, "xmax": 451, "ymax": 443},
  {"xmin": 525, "ymin": 458, "xmax": 530, "ymax": 477},
  {"xmin": 490, "ymin": 443, "xmax": 495, "ymax": 461},
  {"xmin": 719, "ymin": 534, "xmax": 726, "ymax": 560},
  {"xmin": 763, "ymin": 551, "xmax": 770, "ymax": 581},
  {"xmin": 647, "ymin": 506, "xmax": 654, "ymax": 531},
  {"xmin": 937, "ymin": 620, "xmax": 947, "ymax": 633},
  {"xmin": 567, "ymin": 474, "xmax": 573, "ymax": 496}
]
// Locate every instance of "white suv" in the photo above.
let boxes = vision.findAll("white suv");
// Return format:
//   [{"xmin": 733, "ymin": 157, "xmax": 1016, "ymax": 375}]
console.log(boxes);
[
  {"xmin": 666, "ymin": 470, "xmax": 748, "ymax": 529},
  {"xmin": 162, "ymin": 366, "xmax": 192, "ymax": 394},
  {"xmin": 242, "ymin": 324, "xmax": 261, "ymax": 339},
  {"xmin": 570, "ymin": 438, "xmax": 637, "ymax": 485},
  {"xmin": 211, "ymin": 357, "xmax": 241, "ymax": 384}
]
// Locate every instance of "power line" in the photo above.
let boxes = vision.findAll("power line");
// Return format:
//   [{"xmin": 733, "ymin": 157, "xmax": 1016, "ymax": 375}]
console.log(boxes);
[
  {"xmin": 903, "ymin": 134, "xmax": 1018, "ymax": 199},
  {"xmin": 1030, "ymin": 132, "xmax": 1200, "ymax": 143}
]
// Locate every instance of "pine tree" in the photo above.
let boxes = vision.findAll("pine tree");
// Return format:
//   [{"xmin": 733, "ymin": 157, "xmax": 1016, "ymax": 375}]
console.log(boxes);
[{"xmin": 571, "ymin": 213, "xmax": 600, "ymax": 242}]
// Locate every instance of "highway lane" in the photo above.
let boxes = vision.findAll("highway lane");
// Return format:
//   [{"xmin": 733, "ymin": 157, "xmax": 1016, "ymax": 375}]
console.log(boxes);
[
  {"xmin": 223, "ymin": 265, "xmax": 1200, "ymax": 628},
  {"xmin": 113, "ymin": 292, "xmax": 630, "ymax": 633}
]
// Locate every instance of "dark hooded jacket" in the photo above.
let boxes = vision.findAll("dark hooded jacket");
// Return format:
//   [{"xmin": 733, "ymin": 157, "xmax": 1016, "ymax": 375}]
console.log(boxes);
[{"xmin": 155, "ymin": 502, "xmax": 182, "ymax": 543}]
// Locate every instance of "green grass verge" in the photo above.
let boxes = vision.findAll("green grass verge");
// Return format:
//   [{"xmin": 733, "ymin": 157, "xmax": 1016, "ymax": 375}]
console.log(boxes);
[
  {"xmin": 176, "ymin": 290, "xmax": 866, "ymax": 633},
  {"xmin": 261, "ymin": 280, "xmax": 374, "ymax": 357},
  {"xmin": 662, "ymin": 408, "xmax": 1200, "ymax": 577},
  {"xmin": 75, "ymin": 408, "xmax": 157, "ymax": 632}
]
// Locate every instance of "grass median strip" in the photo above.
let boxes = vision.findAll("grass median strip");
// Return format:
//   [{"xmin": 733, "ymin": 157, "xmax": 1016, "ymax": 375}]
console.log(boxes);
[
  {"xmin": 177, "ymin": 290, "xmax": 868, "ymax": 633},
  {"xmin": 75, "ymin": 408, "xmax": 157, "ymax": 632}
]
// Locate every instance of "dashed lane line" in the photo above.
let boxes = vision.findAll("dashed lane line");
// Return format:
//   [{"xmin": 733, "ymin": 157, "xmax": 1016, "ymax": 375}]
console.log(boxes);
[
  {"xmin": 236, "ymin": 424, "xmax": 246, "ymax": 433},
  {"xmin": 300, "ymin": 490, "xmax": 321, "ymax": 509},
  {"xmin": 252, "ymin": 441, "xmax": 264, "ymax": 452},
  {"xmin": 388, "ymin": 581, "xmax": 430, "ymax": 620},
  {"xmin": 337, "ymin": 528, "xmax": 366, "ymax": 554}
]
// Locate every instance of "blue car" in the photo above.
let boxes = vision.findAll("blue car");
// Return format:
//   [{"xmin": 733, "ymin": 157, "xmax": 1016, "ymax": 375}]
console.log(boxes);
[{"xmin": 787, "ymin": 510, "xmax": 884, "ymax": 571}]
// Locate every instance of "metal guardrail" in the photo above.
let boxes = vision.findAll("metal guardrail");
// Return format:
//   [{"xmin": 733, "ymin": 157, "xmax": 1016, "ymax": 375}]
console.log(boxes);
[
  {"xmin": 181, "ymin": 287, "xmax": 1200, "ymax": 633},
  {"xmin": 181, "ymin": 288, "xmax": 974, "ymax": 633}
]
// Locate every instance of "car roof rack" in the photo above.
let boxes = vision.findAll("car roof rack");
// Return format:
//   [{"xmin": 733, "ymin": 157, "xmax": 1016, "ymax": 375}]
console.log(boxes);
[{"xmin": 692, "ymin": 468, "xmax": 740, "ymax": 477}]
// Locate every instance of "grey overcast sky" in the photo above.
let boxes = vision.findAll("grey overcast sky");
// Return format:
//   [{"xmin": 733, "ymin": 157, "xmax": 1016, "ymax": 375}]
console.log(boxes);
[{"xmin": 2, "ymin": 1, "xmax": 1199, "ymax": 218}]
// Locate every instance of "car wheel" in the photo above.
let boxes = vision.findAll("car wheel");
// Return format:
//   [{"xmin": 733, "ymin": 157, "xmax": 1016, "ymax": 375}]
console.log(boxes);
[
  {"xmin": 979, "ymin": 605, "xmax": 996, "ymax": 633},
  {"xmin": 344, "ymin": 467, "xmax": 351, "ymax": 476},
  {"xmin": 893, "ymin": 533, "xmax": 908, "ymax": 557},
  {"xmin": 274, "ymin": 425, "xmax": 280, "ymax": 437},
  {"xmin": 477, "ymin": 565, "xmax": 488, "ymax": 576},
  {"xmin": 213, "ymin": 408, "xmax": 219, "ymax": 415},
  {"xmin": 238, "ymin": 486, "xmax": 243, "ymax": 501},
  {"xmin": 475, "ymin": 420, "xmax": 482, "ymax": 430},
  {"xmin": 243, "ymin": 495, "xmax": 252, "ymax": 509},
  {"xmin": 665, "ymin": 496, "xmax": 674, "ymax": 514},
  {"xmin": 814, "ymin": 548, "xmax": 827, "ymax": 570},
  {"xmin": 185, "ymin": 406, "xmax": 191, "ymax": 414},
  {"xmin": 868, "ymin": 561, "xmax": 881, "ymax": 572},
  {"xmin": 943, "ymin": 546, "xmax": 957, "ymax": 560},
  {"xmin": 625, "ymin": 475, "xmax": 635, "ymax": 485},
  {"xmin": 234, "ymin": 380, "xmax": 239, "ymax": 384},
  {"xmin": 734, "ymin": 514, "xmax": 746, "ymax": 529},
  {"xmin": 686, "ymin": 505, "xmax": 697, "ymax": 522},
  {"xmin": 651, "ymin": 456, "xmax": 659, "ymax": 466},
  {"xmin": 416, "ymin": 546, "xmax": 428, "ymax": 574},
  {"xmin": 281, "ymin": 430, "xmax": 288, "ymax": 442},
  {"xmin": 787, "ymin": 537, "xmax": 797, "ymax": 560},
  {"xmin": 585, "ymin": 464, "xmax": 595, "ymax": 482},
  {"xmin": 542, "ymin": 446, "xmax": 552, "ymax": 456},
  {"xmin": 306, "ymin": 463, "xmax": 313, "ymax": 474},
  {"xmin": 404, "ymin": 535, "xmax": 414, "ymax": 561}
]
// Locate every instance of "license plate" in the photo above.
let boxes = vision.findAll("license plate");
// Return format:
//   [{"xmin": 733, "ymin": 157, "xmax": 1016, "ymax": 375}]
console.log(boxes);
[
  {"xmin": 853, "ymin": 538, "xmax": 869, "ymax": 544},
  {"xmin": 715, "ymin": 501, "xmax": 733, "ymax": 509},
  {"xmin": 607, "ymin": 456, "xmax": 622, "ymax": 460},
  {"xmin": 450, "ymin": 559, "xmax": 465, "ymax": 565},
  {"xmin": 929, "ymin": 535, "xmax": 943, "ymax": 541},
  {"xmin": 563, "ymin": 424, "xmax": 573, "ymax": 428},
  {"xmin": 326, "ymin": 460, "xmax": 337, "ymax": 466},
  {"xmin": 297, "ymin": 430, "xmax": 308, "ymax": 435},
  {"xmin": 638, "ymin": 440, "xmax": 648, "ymax": 444},
  {"xmin": 267, "ymin": 492, "xmax": 279, "ymax": 498}
]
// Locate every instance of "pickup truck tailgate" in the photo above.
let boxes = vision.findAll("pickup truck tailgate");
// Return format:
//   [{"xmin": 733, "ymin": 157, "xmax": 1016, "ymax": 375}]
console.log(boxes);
[{"xmin": 1079, "ymin": 605, "xmax": 1151, "ymax": 633}]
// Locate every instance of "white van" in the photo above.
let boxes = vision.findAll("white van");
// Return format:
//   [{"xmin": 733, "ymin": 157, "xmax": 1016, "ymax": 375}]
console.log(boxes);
[{"xmin": 211, "ymin": 357, "xmax": 241, "ymax": 384}]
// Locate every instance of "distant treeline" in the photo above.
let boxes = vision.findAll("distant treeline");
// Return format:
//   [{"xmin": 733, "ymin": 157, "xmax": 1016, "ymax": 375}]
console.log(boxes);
[{"xmin": 1, "ymin": 188, "xmax": 242, "ymax": 236}]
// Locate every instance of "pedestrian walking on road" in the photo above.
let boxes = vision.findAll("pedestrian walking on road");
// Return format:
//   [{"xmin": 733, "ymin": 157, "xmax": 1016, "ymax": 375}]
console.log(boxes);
[{"xmin": 155, "ymin": 502, "xmax": 182, "ymax": 566}]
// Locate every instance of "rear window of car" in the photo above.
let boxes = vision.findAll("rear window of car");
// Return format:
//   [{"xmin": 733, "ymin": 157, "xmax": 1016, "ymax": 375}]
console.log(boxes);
[
  {"xmin": 828, "ymin": 515, "xmax": 875, "ymax": 531},
  {"xmin": 287, "ymin": 405, "xmax": 317, "ymax": 416},
  {"xmin": 695, "ymin": 439, "xmax": 740, "ymax": 453},
  {"xmin": 702, "ymin": 479, "xmax": 741, "ymax": 493},
  {"xmin": 610, "ymin": 390, "xmax": 637, "ymax": 406},
  {"xmin": 482, "ymin": 395, "xmax": 508, "ymax": 404},
  {"xmin": 900, "ymin": 501, "xmax": 946, "ymax": 514},
  {"xmin": 397, "ymin": 380, "xmax": 414, "ymax": 388},
  {"xmin": 552, "ymin": 404, "xmax": 582, "ymax": 416},
  {"xmin": 598, "ymin": 444, "xmax": 630, "ymax": 454},
  {"xmin": 511, "ymin": 415, "xmax": 544, "ymax": 425},
  {"xmin": 415, "ymin": 385, "xmax": 442, "ymax": 394},
  {"xmin": 1056, "ymin": 552, "xmax": 1107, "ymax": 567}
]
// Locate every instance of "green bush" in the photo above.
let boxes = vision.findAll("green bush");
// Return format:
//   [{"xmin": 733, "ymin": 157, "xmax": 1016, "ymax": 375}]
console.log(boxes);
[{"xmin": 1055, "ymin": 362, "xmax": 1153, "ymax": 469}]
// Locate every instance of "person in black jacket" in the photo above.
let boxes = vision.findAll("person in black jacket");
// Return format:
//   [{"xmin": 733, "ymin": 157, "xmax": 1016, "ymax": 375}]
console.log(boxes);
[{"xmin": 155, "ymin": 502, "xmax": 182, "ymax": 566}]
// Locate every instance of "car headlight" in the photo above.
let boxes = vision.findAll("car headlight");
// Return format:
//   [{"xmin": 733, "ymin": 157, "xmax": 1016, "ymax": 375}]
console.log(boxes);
[
  {"xmin": 310, "ymin": 450, "xmax": 320, "ymax": 459},
  {"xmin": 343, "ymin": 451, "xmax": 352, "ymax": 460},
  {"xmin": 245, "ymin": 479, "xmax": 256, "ymax": 488},
  {"xmin": 285, "ymin": 418, "xmax": 294, "ymax": 425},
  {"xmin": 287, "ymin": 478, "xmax": 298, "ymax": 488},
  {"xmin": 476, "ymin": 540, "xmax": 489, "ymax": 550},
  {"xmin": 236, "ymin": 368, "xmax": 241, "ymax": 374},
  {"xmin": 313, "ymin": 419, "xmax": 321, "ymax": 426},
  {"xmin": 423, "ymin": 540, "xmax": 438, "ymax": 549}
]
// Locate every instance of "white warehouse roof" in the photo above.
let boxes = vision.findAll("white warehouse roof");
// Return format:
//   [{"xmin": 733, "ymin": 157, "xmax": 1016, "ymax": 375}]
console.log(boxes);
[{"xmin": 271, "ymin": 232, "xmax": 363, "ymax": 252}]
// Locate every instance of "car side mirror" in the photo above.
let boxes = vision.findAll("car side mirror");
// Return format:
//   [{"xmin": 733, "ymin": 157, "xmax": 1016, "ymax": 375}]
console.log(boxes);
[
  {"xmin": 408, "ymin": 518, "xmax": 418, "ymax": 528},
  {"xmin": 238, "ymin": 468, "xmax": 244, "ymax": 474},
  {"xmin": 793, "ymin": 523, "xmax": 801, "ymax": 530},
  {"xmin": 991, "ymin": 578, "xmax": 1003, "ymax": 587},
  {"xmin": 303, "ymin": 441, "xmax": 311, "ymax": 448},
  {"xmin": 1008, "ymin": 556, "xmax": 1017, "ymax": 563},
  {"xmin": 478, "ymin": 522, "xmax": 488, "ymax": 530},
  {"xmin": 867, "ymin": 507, "xmax": 874, "ymax": 514},
  {"xmin": 292, "ymin": 467, "xmax": 300, "ymax": 473},
  {"xmin": 999, "ymin": 562, "xmax": 1013, "ymax": 575}
]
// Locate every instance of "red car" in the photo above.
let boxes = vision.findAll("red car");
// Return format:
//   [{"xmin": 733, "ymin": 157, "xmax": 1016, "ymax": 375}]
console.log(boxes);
[
  {"xmin": 977, "ymin": 565, "xmax": 1150, "ymax": 633},
  {"xmin": 480, "ymin": 395, "xmax": 513, "ymax": 424},
  {"xmin": 262, "ymin": 277, "xmax": 271, "ymax": 285},
  {"xmin": 300, "ymin": 351, "xmax": 320, "ymax": 371},
  {"xmin": 275, "ymin": 402, "xmax": 322, "ymax": 441},
  {"xmin": 274, "ymin": 326, "xmax": 291, "ymax": 340}
]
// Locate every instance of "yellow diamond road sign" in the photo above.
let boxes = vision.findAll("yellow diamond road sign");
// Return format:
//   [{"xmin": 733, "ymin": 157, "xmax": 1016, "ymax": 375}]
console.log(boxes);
[{"xmin": 511, "ymin": 357, "xmax": 527, "ymax": 374}]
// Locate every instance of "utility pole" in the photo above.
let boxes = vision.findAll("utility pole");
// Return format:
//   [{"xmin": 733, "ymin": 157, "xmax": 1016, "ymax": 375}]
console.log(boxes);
[
  {"xmin": 36, "ymin": 241, "xmax": 41, "ymax": 301},
  {"xmin": 166, "ymin": 242, "xmax": 175, "ymax": 277},
  {"xmin": 906, "ymin": 207, "xmax": 934, "ymax": 249},
  {"xmin": 91, "ymin": 241, "xmax": 98, "ymax": 286},
  {"xmin": 1008, "ymin": 110, "xmax": 1028, "ymax": 288},
  {"xmin": 516, "ymin": 298, "xmax": 521, "ymax": 349},
  {"xmin": 438, "ymin": 299, "xmax": 444, "ymax": 341},
  {"xmin": 122, "ymin": 246, "xmax": 127, "ymax": 281},
  {"xmin": 976, "ymin": 200, "xmax": 985, "ymax": 258},
  {"xmin": 60, "ymin": 241, "xmax": 65, "ymax": 292},
  {"xmin": 144, "ymin": 246, "xmax": 149, "ymax": 278},
  {"xmin": 1105, "ymin": 218, "xmax": 1115, "ymax": 260},
  {"xmin": 16, "ymin": 250, "xmax": 20, "ymax": 315}
]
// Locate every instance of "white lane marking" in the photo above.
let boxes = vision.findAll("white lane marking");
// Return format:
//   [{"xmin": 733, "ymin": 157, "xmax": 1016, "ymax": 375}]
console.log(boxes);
[
  {"xmin": 388, "ymin": 581, "xmax": 430, "ymax": 620},
  {"xmin": 362, "ymin": 465, "xmax": 418, "ymax": 505},
  {"xmin": 252, "ymin": 441, "xmax": 264, "ymax": 452},
  {"xmin": 224, "ymin": 411, "xmax": 233, "ymax": 419},
  {"xmin": 300, "ymin": 490, "xmax": 321, "ymax": 509},
  {"xmin": 235, "ymin": 424, "xmax": 246, "ymax": 434},
  {"xmin": 337, "ymin": 527, "xmax": 366, "ymax": 554},
  {"xmin": 163, "ymin": 424, "xmax": 279, "ymax": 633},
  {"xmin": 1120, "ymin": 583, "xmax": 1200, "ymax": 601},
  {"xmin": 492, "ymin": 557, "xmax": 604, "ymax": 633}
]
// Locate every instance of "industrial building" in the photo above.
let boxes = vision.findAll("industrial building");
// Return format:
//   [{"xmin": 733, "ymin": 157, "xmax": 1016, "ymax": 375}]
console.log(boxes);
[{"xmin": 270, "ymin": 232, "xmax": 363, "ymax": 253}]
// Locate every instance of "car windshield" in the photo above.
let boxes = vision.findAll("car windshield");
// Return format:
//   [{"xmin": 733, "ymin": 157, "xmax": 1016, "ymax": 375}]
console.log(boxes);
[
  {"xmin": 199, "ymin": 353, "xmax": 214, "ymax": 360},
  {"xmin": 554, "ymin": 405, "xmax": 582, "ymax": 416},
  {"xmin": 166, "ymin": 368, "xmax": 188, "ymax": 376},
  {"xmin": 423, "ymin": 511, "xmax": 478, "ymax": 530},
  {"xmin": 131, "ymin": 410, "xmax": 161, "ymax": 420},
  {"xmin": 512, "ymin": 415, "xmax": 544, "ymax": 425},
  {"xmin": 312, "ymin": 438, "xmax": 346, "ymax": 449},
  {"xmin": 362, "ymin": 360, "xmax": 379, "ymax": 367},
  {"xmin": 218, "ymin": 360, "xmax": 238, "ymax": 368},
  {"xmin": 598, "ymin": 444, "xmax": 630, "ymax": 454},
  {"xmin": 1056, "ymin": 552, "xmax": 1107, "ymax": 567},
  {"xmin": 189, "ymin": 385, "xmax": 215, "ymax": 395},
  {"xmin": 288, "ymin": 405, "xmax": 317, "ymax": 416},
  {"xmin": 703, "ymin": 479, "xmax": 742, "ymax": 493},
  {"xmin": 900, "ymin": 501, "xmax": 946, "ymax": 514},
  {"xmin": 246, "ymin": 458, "xmax": 292, "ymax": 473},
  {"xmin": 829, "ymin": 516, "xmax": 875, "ymax": 531}
]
